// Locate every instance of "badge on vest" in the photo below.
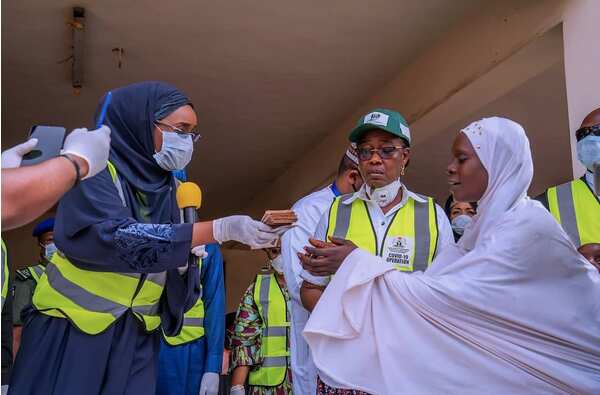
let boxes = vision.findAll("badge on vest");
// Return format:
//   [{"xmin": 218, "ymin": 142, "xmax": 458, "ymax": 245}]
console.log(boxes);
[{"xmin": 382, "ymin": 236, "xmax": 414, "ymax": 268}]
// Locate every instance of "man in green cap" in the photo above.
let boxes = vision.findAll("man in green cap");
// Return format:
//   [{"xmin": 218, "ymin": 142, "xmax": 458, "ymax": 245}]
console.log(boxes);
[{"xmin": 300, "ymin": 108, "xmax": 454, "ymax": 314}]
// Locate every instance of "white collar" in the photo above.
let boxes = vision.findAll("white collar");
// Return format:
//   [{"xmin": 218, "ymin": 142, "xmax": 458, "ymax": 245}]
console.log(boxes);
[{"xmin": 341, "ymin": 182, "xmax": 427, "ymax": 206}]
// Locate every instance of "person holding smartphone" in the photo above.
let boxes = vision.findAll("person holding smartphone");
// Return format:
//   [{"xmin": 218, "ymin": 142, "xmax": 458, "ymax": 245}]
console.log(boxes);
[{"xmin": 1, "ymin": 126, "xmax": 111, "ymax": 230}]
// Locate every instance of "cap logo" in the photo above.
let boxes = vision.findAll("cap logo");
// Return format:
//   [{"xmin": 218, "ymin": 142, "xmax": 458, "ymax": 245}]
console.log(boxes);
[{"xmin": 364, "ymin": 112, "xmax": 389, "ymax": 127}]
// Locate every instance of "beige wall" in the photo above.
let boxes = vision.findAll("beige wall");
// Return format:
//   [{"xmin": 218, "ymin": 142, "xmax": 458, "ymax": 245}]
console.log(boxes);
[
  {"xmin": 243, "ymin": 0, "xmax": 567, "ymax": 218},
  {"xmin": 562, "ymin": 0, "xmax": 600, "ymax": 177}
]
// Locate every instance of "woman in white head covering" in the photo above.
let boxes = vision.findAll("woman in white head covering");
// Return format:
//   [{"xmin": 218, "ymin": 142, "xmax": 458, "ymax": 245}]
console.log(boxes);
[{"xmin": 299, "ymin": 117, "xmax": 600, "ymax": 394}]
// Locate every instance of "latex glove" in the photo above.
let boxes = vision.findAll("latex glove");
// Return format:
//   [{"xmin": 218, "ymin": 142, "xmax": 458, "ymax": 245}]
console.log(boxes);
[
  {"xmin": 61, "ymin": 125, "xmax": 111, "ymax": 179},
  {"xmin": 1, "ymin": 384, "xmax": 8, "ymax": 395},
  {"xmin": 198, "ymin": 372, "xmax": 219, "ymax": 395},
  {"xmin": 230, "ymin": 385, "xmax": 245, "ymax": 395},
  {"xmin": 213, "ymin": 215, "xmax": 278, "ymax": 249},
  {"xmin": 191, "ymin": 245, "xmax": 208, "ymax": 258},
  {"xmin": 1, "ymin": 138, "xmax": 38, "ymax": 168}
]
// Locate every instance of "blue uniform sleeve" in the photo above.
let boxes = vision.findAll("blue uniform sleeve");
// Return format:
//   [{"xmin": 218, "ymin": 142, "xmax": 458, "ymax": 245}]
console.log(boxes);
[{"xmin": 200, "ymin": 244, "xmax": 225, "ymax": 373}]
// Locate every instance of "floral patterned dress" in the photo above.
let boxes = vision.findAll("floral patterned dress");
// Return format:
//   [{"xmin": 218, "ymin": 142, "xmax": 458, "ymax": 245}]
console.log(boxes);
[{"xmin": 228, "ymin": 274, "xmax": 293, "ymax": 395}]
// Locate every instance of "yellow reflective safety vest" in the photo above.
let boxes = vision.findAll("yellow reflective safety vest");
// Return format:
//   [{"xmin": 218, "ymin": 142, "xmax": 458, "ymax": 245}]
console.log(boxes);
[
  {"xmin": 248, "ymin": 273, "xmax": 290, "ymax": 387},
  {"xmin": 326, "ymin": 194, "xmax": 439, "ymax": 272},
  {"xmin": 162, "ymin": 258, "xmax": 205, "ymax": 345},
  {"xmin": 1, "ymin": 240, "xmax": 8, "ymax": 309},
  {"xmin": 545, "ymin": 178, "xmax": 600, "ymax": 246},
  {"xmin": 28, "ymin": 265, "xmax": 45, "ymax": 283},
  {"xmin": 32, "ymin": 161, "xmax": 166, "ymax": 335}
]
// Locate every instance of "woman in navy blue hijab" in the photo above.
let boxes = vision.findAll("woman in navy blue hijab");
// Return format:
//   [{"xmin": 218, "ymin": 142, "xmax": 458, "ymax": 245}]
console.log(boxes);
[{"xmin": 9, "ymin": 82, "xmax": 280, "ymax": 395}]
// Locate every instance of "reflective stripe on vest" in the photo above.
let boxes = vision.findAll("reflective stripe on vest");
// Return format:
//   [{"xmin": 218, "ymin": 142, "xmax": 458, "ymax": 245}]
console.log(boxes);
[
  {"xmin": 1, "ymin": 240, "xmax": 8, "ymax": 310},
  {"xmin": 28, "ymin": 265, "xmax": 45, "ymax": 283},
  {"xmin": 162, "ymin": 258, "xmax": 205, "ymax": 346},
  {"xmin": 327, "ymin": 195, "xmax": 438, "ymax": 272},
  {"xmin": 31, "ymin": 162, "xmax": 166, "ymax": 334},
  {"xmin": 547, "ymin": 178, "xmax": 600, "ymax": 246},
  {"xmin": 248, "ymin": 273, "xmax": 289, "ymax": 387}
]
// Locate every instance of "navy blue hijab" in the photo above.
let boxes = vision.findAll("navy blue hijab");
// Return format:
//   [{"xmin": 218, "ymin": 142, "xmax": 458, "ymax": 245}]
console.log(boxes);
[
  {"xmin": 96, "ymin": 81, "xmax": 192, "ymax": 224},
  {"xmin": 54, "ymin": 82, "xmax": 198, "ymax": 335}
]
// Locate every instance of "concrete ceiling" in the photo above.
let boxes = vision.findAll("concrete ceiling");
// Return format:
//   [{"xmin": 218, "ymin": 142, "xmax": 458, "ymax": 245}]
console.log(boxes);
[{"xmin": 2, "ymin": 0, "xmax": 479, "ymax": 221}]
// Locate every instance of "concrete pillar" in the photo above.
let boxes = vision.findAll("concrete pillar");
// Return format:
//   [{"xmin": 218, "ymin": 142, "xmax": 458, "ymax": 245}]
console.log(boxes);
[{"xmin": 562, "ymin": 0, "xmax": 600, "ymax": 177}]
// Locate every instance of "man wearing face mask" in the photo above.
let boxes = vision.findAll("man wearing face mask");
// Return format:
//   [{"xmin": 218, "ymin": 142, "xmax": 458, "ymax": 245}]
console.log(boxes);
[
  {"xmin": 229, "ymin": 244, "xmax": 292, "ymax": 395},
  {"xmin": 300, "ymin": 109, "xmax": 454, "ymax": 318},
  {"xmin": 537, "ymin": 107, "xmax": 600, "ymax": 247},
  {"xmin": 11, "ymin": 218, "xmax": 57, "ymax": 356},
  {"xmin": 444, "ymin": 197, "xmax": 477, "ymax": 241}
]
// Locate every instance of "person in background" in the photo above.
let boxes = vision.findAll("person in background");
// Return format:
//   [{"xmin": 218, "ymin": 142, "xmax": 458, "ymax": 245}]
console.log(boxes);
[
  {"xmin": 444, "ymin": 196, "xmax": 477, "ymax": 241},
  {"xmin": 578, "ymin": 243, "xmax": 600, "ymax": 272},
  {"xmin": 8, "ymin": 82, "xmax": 281, "ymax": 395},
  {"xmin": 280, "ymin": 147, "xmax": 362, "ymax": 395},
  {"xmin": 12, "ymin": 218, "xmax": 56, "ymax": 356},
  {"xmin": 536, "ymin": 107, "xmax": 599, "ymax": 247},
  {"xmin": 229, "ymin": 244, "xmax": 292, "ymax": 395},
  {"xmin": 157, "ymin": 242, "xmax": 225, "ymax": 395}
]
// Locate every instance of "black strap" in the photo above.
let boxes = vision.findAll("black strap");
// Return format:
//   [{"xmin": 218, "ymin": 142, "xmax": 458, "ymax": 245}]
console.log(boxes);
[{"xmin": 59, "ymin": 154, "xmax": 81, "ymax": 186}]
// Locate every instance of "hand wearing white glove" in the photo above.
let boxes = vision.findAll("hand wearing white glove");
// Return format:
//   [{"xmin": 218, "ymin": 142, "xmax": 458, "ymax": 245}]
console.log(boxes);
[
  {"xmin": 61, "ymin": 125, "xmax": 111, "ymax": 179},
  {"xmin": 230, "ymin": 385, "xmax": 245, "ymax": 395},
  {"xmin": 1, "ymin": 138, "xmax": 38, "ymax": 168},
  {"xmin": 191, "ymin": 245, "xmax": 209, "ymax": 259},
  {"xmin": 198, "ymin": 372, "xmax": 219, "ymax": 395},
  {"xmin": 213, "ymin": 215, "xmax": 279, "ymax": 249}
]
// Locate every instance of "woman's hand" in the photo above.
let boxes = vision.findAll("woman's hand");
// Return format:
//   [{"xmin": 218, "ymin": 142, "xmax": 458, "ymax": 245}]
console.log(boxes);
[{"xmin": 298, "ymin": 237, "xmax": 358, "ymax": 276}]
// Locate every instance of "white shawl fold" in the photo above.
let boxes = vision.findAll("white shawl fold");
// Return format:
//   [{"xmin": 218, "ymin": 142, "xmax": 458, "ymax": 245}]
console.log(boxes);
[{"xmin": 304, "ymin": 117, "xmax": 600, "ymax": 394}]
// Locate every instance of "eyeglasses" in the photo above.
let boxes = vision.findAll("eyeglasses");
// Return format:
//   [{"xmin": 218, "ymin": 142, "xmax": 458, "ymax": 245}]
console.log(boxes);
[
  {"xmin": 575, "ymin": 124, "xmax": 600, "ymax": 141},
  {"xmin": 155, "ymin": 121, "xmax": 202, "ymax": 143},
  {"xmin": 357, "ymin": 145, "xmax": 406, "ymax": 161}
]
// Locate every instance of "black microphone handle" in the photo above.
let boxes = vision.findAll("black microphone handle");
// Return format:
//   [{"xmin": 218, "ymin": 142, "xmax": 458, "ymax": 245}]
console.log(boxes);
[
  {"xmin": 182, "ymin": 206, "xmax": 197, "ymax": 224},
  {"xmin": 182, "ymin": 206, "xmax": 199, "ymax": 267}
]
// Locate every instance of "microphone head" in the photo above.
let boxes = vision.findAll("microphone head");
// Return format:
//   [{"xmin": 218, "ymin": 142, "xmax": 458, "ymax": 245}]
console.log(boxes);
[{"xmin": 176, "ymin": 182, "xmax": 202, "ymax": 209}]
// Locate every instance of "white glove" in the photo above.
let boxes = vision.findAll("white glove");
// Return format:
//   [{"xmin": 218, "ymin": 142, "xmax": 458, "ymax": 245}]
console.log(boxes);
[
  {"xmin": 61, "ymin": 125, "xmax": 111, "ymax": 180},
  {"xmin": 198, "ymin": 372, "xmax": 219, "ymax": 395},
  {"xmin": 213, "ymin": 215, "xmax": 278, "ymax": 249},
  {"xmin": 1, "ymin": 138, "xmax": 38, "ymax": 168},
  {"xmin": 230, "ymin": 385, "xmax": 245, "ymax": 395},
  {"xmin": 191, "ymin": 245, "xmax": 209, "ymax": 258}
]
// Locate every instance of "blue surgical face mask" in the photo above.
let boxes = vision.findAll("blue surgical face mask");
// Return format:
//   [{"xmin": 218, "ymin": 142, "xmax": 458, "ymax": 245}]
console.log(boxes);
[
  {"xmin": 153, "ymin": 131, "xmax": 194, "ymax": 171},
  {"xmin": 43, "ymin": 242, "xmax": 58, "ymax": 260},
  {"xmin": 577, "ymin": 135, "xmax": 600, "ymax": 173},
  {"xmin": 451, "ymin": 214, "xmax": 472, "ymax": 235}
]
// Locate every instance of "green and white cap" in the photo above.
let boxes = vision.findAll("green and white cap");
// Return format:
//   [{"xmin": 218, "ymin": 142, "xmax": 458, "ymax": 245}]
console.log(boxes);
[{"xmin": 348, "ymin": 108, "xmax": 411, "ymax": 146}]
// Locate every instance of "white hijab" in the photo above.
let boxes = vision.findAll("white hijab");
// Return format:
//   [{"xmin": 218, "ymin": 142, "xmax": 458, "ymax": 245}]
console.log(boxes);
[{"xmin": 304, "ymin": 117, "xmax": 600, "ymax": 394}]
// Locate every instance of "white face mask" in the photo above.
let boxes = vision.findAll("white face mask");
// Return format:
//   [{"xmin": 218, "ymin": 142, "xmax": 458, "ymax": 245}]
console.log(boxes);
[
  {"xmin": 366, "ymin": 178, "xmax": 402, "ymax": 207},
  {"xmin": 43, "ymin": 242, "xmax": 58, "ymax": 260},
  {"xmin": 153, "ymin": 131, "xmax": 194, "ymax": 171},
  {"xmin": 270, "ymin": 255, "xmax": 284, "ymax": 273},
  {"xmin": 451, "ymin": 214, "xmax": 472, "ymax": 235}
]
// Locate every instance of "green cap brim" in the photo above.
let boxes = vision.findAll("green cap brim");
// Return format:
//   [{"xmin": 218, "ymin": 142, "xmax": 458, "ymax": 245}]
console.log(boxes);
[{"xmin": 348, "ymin": 124, "xmax": 410, "ymax": 146}]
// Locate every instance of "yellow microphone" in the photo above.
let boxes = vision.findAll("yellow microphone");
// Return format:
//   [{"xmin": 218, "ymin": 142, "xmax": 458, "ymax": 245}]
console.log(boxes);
[{"xmin": 176, "ymin": 182, "xmax": 202, "ymax": 224}]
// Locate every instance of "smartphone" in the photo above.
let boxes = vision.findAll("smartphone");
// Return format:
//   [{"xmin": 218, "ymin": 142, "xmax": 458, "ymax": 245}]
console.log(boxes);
[{"xmin": 20, "ymin": 125, "xmax": 67, "ymax": 166}]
